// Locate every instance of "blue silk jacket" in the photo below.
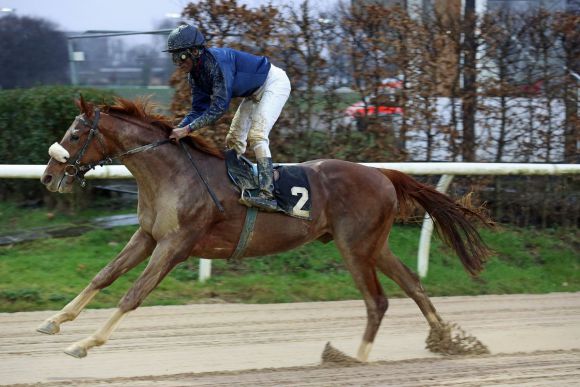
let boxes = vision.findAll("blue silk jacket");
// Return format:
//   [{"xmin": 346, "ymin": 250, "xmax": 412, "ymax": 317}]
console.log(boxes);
[{"xmin": 179, "ymin": 47, "xmax": 271, "ymax": 130}]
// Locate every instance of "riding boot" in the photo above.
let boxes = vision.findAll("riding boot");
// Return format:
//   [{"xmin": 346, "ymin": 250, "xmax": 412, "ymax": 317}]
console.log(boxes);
[{"xmin": 243, "ymin": 157, "xmax": 279, "ymax": 212}]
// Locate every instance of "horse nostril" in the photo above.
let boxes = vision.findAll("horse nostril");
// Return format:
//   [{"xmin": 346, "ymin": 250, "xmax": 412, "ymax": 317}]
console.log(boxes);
[{"xmin": 42, "ymin": 174, "xmax": 53, "ymax": 185}]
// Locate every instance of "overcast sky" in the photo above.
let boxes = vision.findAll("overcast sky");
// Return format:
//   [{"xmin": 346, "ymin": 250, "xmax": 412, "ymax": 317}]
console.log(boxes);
[{"xmin": 1, "ymin": 0, "xmax": 334, "ymax": 32}]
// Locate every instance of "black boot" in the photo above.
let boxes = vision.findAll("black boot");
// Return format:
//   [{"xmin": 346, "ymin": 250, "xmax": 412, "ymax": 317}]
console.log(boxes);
[{"xmin": 243, "ymin": 157, "xmax": 279, "ymax": 212}]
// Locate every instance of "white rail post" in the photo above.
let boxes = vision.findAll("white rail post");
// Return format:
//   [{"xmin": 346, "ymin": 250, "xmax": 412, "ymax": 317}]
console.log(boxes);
[
  {"xmin": 417, "ymin": 174, "xmax": 455, "ymax": 278},
  {"xmin": 198, "ymin": 259, "xmax": 212, "ymax": 282}
]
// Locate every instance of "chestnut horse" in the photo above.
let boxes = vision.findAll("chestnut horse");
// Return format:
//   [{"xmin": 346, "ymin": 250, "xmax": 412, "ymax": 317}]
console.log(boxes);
[{"xmin": 38, "ymin": 97, "xmax": 491, "ymax": 360}]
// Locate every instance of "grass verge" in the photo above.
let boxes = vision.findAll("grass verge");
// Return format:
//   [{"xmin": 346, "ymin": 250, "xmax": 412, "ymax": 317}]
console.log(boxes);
[{"xmin": 0, "ymin": 208, "xmax": 578, "ymax": 312}]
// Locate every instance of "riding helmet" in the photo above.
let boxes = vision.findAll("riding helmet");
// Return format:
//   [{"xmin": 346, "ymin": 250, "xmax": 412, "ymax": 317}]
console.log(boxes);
[{"xmin": 164, "ymin": 24, "xmax": 205, "ymax": 52}]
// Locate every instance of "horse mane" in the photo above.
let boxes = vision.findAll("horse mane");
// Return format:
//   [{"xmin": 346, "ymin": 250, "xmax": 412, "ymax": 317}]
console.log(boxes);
[{"xmin": 101, "ymin": 97, "xmax": 224, "ymax": 159}]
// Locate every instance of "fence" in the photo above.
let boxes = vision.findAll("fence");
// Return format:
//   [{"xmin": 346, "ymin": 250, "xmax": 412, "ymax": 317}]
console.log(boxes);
[{"xmin": 1, "ymin": 162, "xmax": 579, "ymax": 279}]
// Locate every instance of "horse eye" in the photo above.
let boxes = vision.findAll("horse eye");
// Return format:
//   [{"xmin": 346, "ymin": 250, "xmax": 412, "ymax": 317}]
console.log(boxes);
[{"xmin": 70, "ymin": 129, "xmax": 80, "ymax": 141}]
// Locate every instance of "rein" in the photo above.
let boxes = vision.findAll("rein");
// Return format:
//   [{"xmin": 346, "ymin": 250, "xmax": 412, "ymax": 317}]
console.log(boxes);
[
  {"xmin": 64, "ymin": 110, "xmax": 224, "ymax": 213},
  {"xmin": 64, "ymin": 109, "xmax": 170, "ymax": 187},
  {"xmin": 179, "ymin": 140, "xmax": 225, "ymax": 212}
]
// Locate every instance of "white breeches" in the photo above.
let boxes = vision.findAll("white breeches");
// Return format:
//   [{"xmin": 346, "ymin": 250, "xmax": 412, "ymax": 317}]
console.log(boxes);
[{"xmin": 226, "ymin": 65, "xmax": 291, "ymax": 159}]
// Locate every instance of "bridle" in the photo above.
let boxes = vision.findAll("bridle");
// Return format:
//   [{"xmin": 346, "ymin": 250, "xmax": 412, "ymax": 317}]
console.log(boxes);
[
  {"xmin": 61, "ymin": 108, "xmax": 224, "ymax": 213},
  {"xmin": 64, "ymin": 108, "xmax": 105, "ymax": 187},
  {"xmin": 63, "ymin": 108, "xmax": 171, "ymax": 188}
]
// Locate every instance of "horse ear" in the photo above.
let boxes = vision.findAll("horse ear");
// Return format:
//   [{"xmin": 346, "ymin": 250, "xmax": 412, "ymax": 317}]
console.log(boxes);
[{"xmin": 75, "ymin": 94, "xmax": 95, "ymax": 118}]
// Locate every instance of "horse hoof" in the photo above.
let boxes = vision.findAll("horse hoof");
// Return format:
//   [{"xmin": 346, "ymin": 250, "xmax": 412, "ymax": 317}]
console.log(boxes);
[
  {"xmin": 37, "ymin": 320, "xmax": 60, "ymax": 335},
  {"xmin": 64, "ymin": 344, "xmax": 87, "ymax": 359}
]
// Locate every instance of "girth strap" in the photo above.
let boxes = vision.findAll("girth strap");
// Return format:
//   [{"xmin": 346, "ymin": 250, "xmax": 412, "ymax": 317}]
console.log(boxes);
[{"xmin": 229, "ymin": 207, "xmax": 258, "ymax": 260}]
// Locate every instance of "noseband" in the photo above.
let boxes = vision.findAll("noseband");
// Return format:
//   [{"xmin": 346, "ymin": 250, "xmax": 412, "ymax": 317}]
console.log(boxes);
[
  {"xmin": 63, "ymin": 109, "xmax": 170, "ymax": 188},
  {"xmin": 63, "ymin": 109, "xmax": 107, "ymax": 187}
]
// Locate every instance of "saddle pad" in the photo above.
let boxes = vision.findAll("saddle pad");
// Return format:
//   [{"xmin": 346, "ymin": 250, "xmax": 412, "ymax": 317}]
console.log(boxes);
[
  {"xmin": 273, "ymin": 165, "xmax": 312, "ymax": 220},
  {"xmin": 225, "ymin": 150, "xmax": 312, "ymax": 220}
]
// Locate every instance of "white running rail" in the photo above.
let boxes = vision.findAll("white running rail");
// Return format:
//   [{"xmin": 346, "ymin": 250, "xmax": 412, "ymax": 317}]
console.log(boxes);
[{"xmin": 2, "ymin": 163, "xmax": 579, "ymax": 279}]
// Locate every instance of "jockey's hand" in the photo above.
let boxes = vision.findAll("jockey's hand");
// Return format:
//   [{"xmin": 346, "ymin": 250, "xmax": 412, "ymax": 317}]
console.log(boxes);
[{"xmin": 169, "ymin": 126, "xmax": 190, "ymax": 143}]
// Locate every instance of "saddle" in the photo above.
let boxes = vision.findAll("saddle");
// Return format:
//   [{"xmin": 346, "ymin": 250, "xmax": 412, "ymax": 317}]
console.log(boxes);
[{"xmin": 225, "ymin": 149, "xmax": 312, "ymax": 220}]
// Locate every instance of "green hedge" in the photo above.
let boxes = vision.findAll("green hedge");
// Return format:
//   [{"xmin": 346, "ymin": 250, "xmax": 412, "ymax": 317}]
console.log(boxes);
[
  {"xmin": 0, "ymin": 86, "xmax": 117, "ymax": 205},
  {"xmin": 0, "ymin": 86, "xmax": 117, "ymax": 164}
]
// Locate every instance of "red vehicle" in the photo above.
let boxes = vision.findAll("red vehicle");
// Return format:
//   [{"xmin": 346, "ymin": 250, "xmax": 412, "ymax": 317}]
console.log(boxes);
[
  {"xmin": 343, "ymin": 78, "xmax": 403, "ymax": 128},
  {"xmin": 344, "ymin": 101, "xmax": 403, "ymax": 118}
]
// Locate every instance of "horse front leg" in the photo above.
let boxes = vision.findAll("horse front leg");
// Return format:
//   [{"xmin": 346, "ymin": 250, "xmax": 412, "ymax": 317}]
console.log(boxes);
[
  {"xmin": 64, "ymin": 235, "xmax": 192, "ymax": 358},
  {"xmin": 37, "ymin": 228, "xmax": 156, "ymax": 335}
]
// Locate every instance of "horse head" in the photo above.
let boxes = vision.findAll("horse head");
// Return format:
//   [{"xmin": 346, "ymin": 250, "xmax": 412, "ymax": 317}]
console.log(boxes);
[
  {"xmin": 41, "ymin": 96, "xmax": 113, "ymax": 193},
  {"xmin": 41, "ymin": 96, "xmax": 224, "ymax": 194}
]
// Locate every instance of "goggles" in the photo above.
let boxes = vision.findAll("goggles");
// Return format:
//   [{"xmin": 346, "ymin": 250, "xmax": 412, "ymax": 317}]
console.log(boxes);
[{"xmin": 172, "ymin": 50, "xmax": 190, "ymax": 65}]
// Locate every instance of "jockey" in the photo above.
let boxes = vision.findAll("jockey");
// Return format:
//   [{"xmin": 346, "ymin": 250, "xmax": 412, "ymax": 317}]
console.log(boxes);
[{"xmin": 165, "ymin": 24, "xmax": 291, "ymax": 212}]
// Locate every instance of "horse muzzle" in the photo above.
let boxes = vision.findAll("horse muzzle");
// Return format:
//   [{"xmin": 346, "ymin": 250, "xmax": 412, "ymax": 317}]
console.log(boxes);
[{"xmin": 41, "ymin": 168, "xmax": 75, "ymax": 193}]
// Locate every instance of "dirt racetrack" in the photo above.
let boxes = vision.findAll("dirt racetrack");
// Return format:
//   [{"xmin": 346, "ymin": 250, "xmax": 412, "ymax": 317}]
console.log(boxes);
[{"xmin": 1, "ymin": 292, "xmax": 579, "ymax": 386}]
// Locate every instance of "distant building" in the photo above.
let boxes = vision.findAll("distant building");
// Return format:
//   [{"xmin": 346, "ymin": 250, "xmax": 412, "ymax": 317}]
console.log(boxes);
[
  {"xmin": 487, "ymin": 0, "xmax": 571, "ymax": 13},
  {"xmin": 65, "ymin": 31, "xmax": 173, "ymax": 86}
]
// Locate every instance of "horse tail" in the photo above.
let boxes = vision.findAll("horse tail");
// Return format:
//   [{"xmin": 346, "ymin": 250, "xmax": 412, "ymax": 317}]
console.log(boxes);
[{"xmin": 379, "ymin": 168, "xmax": 493, "ymax": 276}]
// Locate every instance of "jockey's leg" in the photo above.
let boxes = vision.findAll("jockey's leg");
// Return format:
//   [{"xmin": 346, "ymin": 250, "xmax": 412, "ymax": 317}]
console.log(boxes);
[
  {"xmin": 250, "ymin": 155, "xmax": 278, "ymax": 212},
  {"xmin": 226, "ymin": 97, "xmax": 254, "ymax": 156},
  {"xmin": 243, "ymin": 65, "xmax": 290, "ymax": 212}
]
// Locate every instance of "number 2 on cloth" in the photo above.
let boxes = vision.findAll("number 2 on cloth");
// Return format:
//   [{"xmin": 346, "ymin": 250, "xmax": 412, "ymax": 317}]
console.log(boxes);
[{"xmin": 291, "ymin": 186, "xmax": 310, "ymax": 218}]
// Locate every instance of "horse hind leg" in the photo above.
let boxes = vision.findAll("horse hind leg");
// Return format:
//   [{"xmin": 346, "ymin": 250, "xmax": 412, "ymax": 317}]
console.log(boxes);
[
  {"xmin": 376, "ymin": 247, "xmax": 489, "ymax": 355},
  {"xmin": 333, "ymin": 242, "xmax": 388, "ymax": 362}
]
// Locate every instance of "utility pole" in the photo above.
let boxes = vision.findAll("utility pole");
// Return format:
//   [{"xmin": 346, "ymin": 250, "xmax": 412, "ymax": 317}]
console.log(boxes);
[{"xmin": 67, "ymin": 39, "xmax": 79, "ymax": 86}]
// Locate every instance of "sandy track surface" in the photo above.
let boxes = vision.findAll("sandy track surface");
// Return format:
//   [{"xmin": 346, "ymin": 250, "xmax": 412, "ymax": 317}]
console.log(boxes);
[{"xmin": 1, "ymin": 293, "xmax": 579, "ymax": 386}]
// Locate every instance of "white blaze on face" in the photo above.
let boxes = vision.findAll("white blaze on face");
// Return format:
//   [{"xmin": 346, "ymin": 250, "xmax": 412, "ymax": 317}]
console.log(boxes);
[{"xmin": 48, "ymin": 142, "xmax": 70, "ymax": 163}]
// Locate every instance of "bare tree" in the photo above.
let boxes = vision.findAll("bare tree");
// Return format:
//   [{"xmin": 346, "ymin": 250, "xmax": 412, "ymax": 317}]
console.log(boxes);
[
  {"xmin": 0, "ymin": 15, "xmax": 68, "ymax": 89},
  {"xmin": 280, "ymin": 1, "xmax": 327, "ymax": 130},
  {"xmin": 553, "ymin": 12, "xmax": 579, "ymax": 163},
  {"xmin": 337, "ymin": 2, "xmax": 399, "ymax": 160},
  {"xmin": 480, "ymin": 8, "xmax": 525, "ymax": 163},
  {"xmin": 527, "ymin": 9, "xmax": 561, "ymax": 163},
  {"xmin": 462, "ymin": 0, "xmax": 478, "ymax": 161}
]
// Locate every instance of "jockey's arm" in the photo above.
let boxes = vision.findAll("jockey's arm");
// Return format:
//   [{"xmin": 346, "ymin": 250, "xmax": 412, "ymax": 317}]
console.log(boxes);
[
  {"xmin": 184, "ymin": 69, "xmax": 232, "ymax": 133},
  {"xmin": 178, "ymin": 90, "xmax": 209, "ymax": 128}
]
